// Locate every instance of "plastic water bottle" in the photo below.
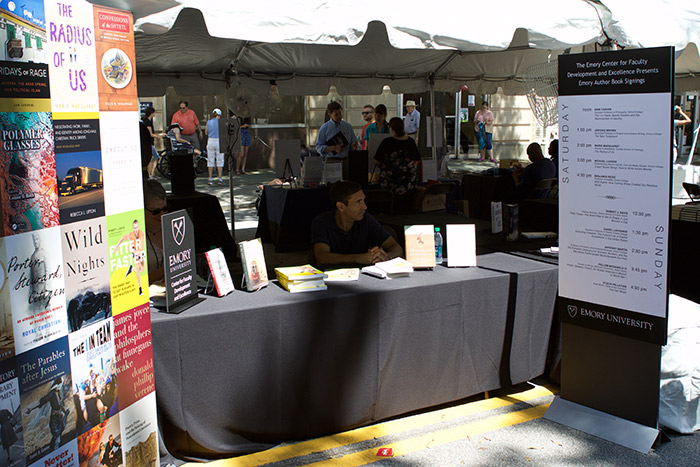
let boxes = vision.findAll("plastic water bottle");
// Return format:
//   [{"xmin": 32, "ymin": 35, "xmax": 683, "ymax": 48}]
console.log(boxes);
[{"xmin": 434, "ymin": 227, "xmax": 443, "ymax": 265}]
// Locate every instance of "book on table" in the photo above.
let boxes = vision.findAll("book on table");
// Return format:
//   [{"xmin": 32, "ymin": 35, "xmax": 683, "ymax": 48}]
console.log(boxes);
[
  {"xmin": 361, "ymin": 257, "xmax": 413, "ymax": 279},
  {"xmin": 239, "ymin": 238, "xmax": 269, "ymax": 291},
  {"xmin": 275, "ymin": 264, "xmax": 327, "ymax": 292},
  {"xmin": 404, "ymin": 224, "xmax": 436, "ymax": 269},
  {"xmin": 324, "ymin": 268, "xmax": 360, "ymax": 282}
]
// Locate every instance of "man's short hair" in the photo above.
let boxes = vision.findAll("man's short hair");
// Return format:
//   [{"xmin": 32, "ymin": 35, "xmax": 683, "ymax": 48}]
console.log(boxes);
[
  {"xmin": 327, "ymin": 101, "xmax": 343, "ymax": 114},
  {"xmin": 527, "ymin": 142, "xmax": 544, "ymax": 160},
  {"xmin": 363, "ymin": 104, "xmax": 374, "ymax": 111},
  {"xmin": 330, "ymin": 181, "xmax": 362, "ymax": 208}
]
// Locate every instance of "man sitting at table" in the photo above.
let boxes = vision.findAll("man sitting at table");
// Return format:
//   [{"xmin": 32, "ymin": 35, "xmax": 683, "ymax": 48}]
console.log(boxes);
[
  {"xmin": 511, "ymin": 142, "xmax": 557, "ymax": 200},
  {"xmin": 312, "ymin": 181, "xmax": 402, "ymax": 268}
]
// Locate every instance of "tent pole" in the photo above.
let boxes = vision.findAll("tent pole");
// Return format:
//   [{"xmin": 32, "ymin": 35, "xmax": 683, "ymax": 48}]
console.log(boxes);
[
  {"xmin": 430, "ymin": 83, "xmax": 437, "ymax": 162},
  {"xmin": 455, "ymin": 90, "xmax": 462, "ymax": 159}
]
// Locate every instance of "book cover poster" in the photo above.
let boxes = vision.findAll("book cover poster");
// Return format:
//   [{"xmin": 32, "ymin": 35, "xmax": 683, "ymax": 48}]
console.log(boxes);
[
  {"xmin": 0, "ymin": 237, "xmax": 15, "ymax": 362},
  {"xmin": 119, "ymin": 392, "xmax": 158, "ymax": 467},
  {"xmin": 113, "ymin": 304, "xmax": 153, "ymax": 410},
  {"xmin": 99, "ymin": 111, "xmax": 142, "ymax": 216},
  {"xmin": 106, "ymin": 210, "xmax": 148, "ymax": 315},
  {"xmin": 68, "ymin": 319, "xmax": 117, "ymax": 436},
  {"xmin": 7, "ymin": 228, "xmax": 68, "ymax": 354},
  {"xmin": 30, "ymin": 439, "xmax": 78, "ymax": 467},
  {"xmin": 18, "ymin": 336, "xmax": 76, "ymax": 465},
  {"xmin": 54, "ymin": 116, "xmax": 103, "ymax": 224},
  {"xmin": 76, "ymin": 415, "xmax": 121, "ymax": 467},
  {"xmin": 0, "ymin": 357, "xmax": 25, "ymax": 466},
  {"xmin": 239, "ymin": 239, "xmax": 268, "ymax": 292},
  {"xmin": 0, "ymin": 61, "xmax": 51, "ymax": 113},
  {"xmin": 404, "ymin": 224, "xmax": 436, "ymax": 269},
  {"xmin": 0, "ymin": 111, "xmax": 60, "ymax": 236},
  {"xmin": 92, "ymin": 5, "xmax": 137, "ymax": 112},
  {"xmin": 0, "ymin": 0, "xmax": 48, "ymax": 66},
  {"xmin": 45, "ymin": 0, "xmax": 99, "ymax": 113},
  {"xmin": 62, "ymin": 217, "xmax": 110, "ymax": 333}
]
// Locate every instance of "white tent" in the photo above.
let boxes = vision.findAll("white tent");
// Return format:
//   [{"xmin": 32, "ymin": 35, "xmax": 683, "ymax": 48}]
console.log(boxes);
[{"xmin": 84, "ymin": 0, "xmax": 700, "ymax": 97}]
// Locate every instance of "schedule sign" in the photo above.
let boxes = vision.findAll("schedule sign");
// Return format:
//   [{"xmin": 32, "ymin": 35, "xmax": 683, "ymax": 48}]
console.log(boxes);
[{"xmin": 558, "ymin": 47, "xmax": 673, "ymax": 344}]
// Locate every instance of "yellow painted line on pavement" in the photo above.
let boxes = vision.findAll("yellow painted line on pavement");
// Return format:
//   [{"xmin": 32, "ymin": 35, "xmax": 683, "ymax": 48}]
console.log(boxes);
[
  {"xmin": 202, "ymin": 384, "xmax": 555, "ymax": 467},
  {"xmin": 306, "ymin": 403, "xmax": 551, "ymax": 467}
]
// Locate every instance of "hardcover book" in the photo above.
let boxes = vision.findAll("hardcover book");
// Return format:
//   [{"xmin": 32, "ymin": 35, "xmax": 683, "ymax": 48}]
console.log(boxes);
[
  {"xmin": 326, "ymin": 131, "xmax": 349, "ymax": 154},
  {"xmin": 7, "ymin": 228, "xmax": 68, "ymax": 354},
  {"xmin": 204, "ymin": 248, "xmax": 234, "ymax": 297},
  {"xmin": 404, "ymin": 225, "xmax": 436, "ymax": 269},
  {"xmin": 0, "ymin": 111, "xmax": 60, "ymax": 236},
  {"xmin": 62, "ymin": 217, "xmax": 111, "ymax": 333},
  {"xmin": 239, "ymin": 239, "xmax": 269, "ymax": 292}
]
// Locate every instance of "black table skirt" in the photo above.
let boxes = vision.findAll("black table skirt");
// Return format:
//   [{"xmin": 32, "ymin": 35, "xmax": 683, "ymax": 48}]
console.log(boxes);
[{"xmin": 151, "ymin": 253, "xmax": 558, "ymax": 460}]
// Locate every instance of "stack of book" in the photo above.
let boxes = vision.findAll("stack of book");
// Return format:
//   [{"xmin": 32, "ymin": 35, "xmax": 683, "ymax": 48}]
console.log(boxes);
[
  {"xmin": 361, "ymin": 257, "xmax": 414, "ymax": 279},
  {"xmin": 275, "ymin": 264, "xmax": 327, "ymax": 293}
]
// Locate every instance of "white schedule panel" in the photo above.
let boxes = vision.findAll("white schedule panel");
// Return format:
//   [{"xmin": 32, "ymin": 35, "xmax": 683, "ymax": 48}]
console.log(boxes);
[{"xmin": 558, "ymin": 47, "xmax": 673, "ymax": 344}]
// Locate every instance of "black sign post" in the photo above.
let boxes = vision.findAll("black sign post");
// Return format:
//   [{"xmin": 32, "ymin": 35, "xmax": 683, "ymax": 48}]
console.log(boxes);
[
  {"xmin": 161, "ymin": 209, "xmax": 204, "ymax": 313},
  {"xmin": 546, "ymin": 47, "xmax": 674, "ymax": 452}
]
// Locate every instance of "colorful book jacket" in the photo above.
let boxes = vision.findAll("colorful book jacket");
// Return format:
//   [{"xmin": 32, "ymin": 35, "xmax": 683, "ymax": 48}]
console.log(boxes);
[
  {"xmin": 404, "ymin": 224, "xmax": 436, "ymax": 269},
  {"xmin": 76, "ymin": 412, "xmax": 121, "ymax": 467},
  {"xmin": 239, "ymin": 239, "xmax": 269, "ymax": 292},
  {"xmin": 106, "ymin": 210, "xmax": 148, "ymax": 315},
  {"xmin": 0, "ymin": 111, "xmax": 60, "ymax": 236},
  {"xmin": 18, "ymin": 336, "xmax": 76, "ymax": 465},
  {"xmin": 92, "ymin": 5, "xmax": 138, "ymax": 111},
  {"xmin": 7, "ymin": 228, "xmax": 68, "ymax": 354},
  {"xmin": 68, "ymin": 318, "xmax": 117, "ymax": 435},
  {"xmin": 114, "ymin": 304, "xmax": 154, "ymax": 410},
  {"xmin": 62, "ymin": 217, "xmax": 111, "ymax": 333}
]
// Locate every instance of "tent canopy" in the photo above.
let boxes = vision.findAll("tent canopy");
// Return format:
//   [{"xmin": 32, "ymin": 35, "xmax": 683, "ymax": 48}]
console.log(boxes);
[{"xmin": 89, "ymin": 0, "xmax": 700, "ymax": 96}]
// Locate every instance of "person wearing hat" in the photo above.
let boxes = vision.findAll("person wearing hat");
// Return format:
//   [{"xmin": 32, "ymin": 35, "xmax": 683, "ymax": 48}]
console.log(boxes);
[
  {"xmin": 403, "ymin": 100, "xmax": 420, "ymax": 143},
  {"xmin": 206, "ymin": 108, "xmax": 225, "ymax": 185}
]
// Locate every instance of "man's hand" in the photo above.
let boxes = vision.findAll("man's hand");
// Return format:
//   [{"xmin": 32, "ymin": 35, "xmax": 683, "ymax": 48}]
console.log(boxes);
[{"xmin": 368, "ymin": 246, "xmax": 389, "ymax": 263}]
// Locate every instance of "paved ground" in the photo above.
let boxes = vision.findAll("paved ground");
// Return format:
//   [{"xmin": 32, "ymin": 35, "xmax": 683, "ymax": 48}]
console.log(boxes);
[{"xmin": 175, "ymin": 381, "xmax": 700, "ymax": 466}]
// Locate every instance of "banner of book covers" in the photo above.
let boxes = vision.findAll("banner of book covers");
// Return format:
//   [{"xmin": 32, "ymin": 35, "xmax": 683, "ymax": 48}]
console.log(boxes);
[{"xmin": 0, "ymin": 1, "xmax": 158, "ymax": 465}]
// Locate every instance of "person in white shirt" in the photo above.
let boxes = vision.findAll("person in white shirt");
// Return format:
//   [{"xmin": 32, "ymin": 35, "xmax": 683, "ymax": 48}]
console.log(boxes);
[{"xmin": 403, "ymin": 100, "xmax": 420, "ymax": 143}]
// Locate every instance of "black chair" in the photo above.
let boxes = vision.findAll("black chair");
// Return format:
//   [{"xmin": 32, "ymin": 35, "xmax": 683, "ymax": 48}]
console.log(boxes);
[
  {"xmin": 529, "ymin": 178, "xmax": 557, "ymax": 199},
  {"xmin": 682, "ymin": 182, "xmax": 700, "ymax": 204}
]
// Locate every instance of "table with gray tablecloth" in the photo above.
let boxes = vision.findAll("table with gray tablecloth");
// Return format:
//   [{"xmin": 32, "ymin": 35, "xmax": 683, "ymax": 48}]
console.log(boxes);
[{"xmin": 151, "ymin": 252, "xmax": 558, "ymax": 460}]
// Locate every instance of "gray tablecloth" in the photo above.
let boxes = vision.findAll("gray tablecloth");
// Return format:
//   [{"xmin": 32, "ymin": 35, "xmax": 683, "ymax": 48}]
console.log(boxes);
[{"xmin": 151, "ymin": 253, "xmax": 557, "ymax": 460}]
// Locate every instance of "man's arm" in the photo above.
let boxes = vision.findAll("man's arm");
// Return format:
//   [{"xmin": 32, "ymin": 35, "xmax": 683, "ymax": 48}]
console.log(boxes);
[
  {"xmin": 313, "ymin": 242, "xmax": 373, "ymax": 267},
  {"xmin": 380, "ymin": 235, "xmax": 403, "ymax": 260}
]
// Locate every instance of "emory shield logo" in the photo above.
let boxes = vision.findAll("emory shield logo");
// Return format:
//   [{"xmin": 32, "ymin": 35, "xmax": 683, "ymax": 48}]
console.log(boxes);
[
  {"xmin": 568, "ymin": 305, "xmax": 577, "ymax": 318},
  {"xmin": 171, "ymin": 216, "xmax": 185, "ymax": 246}
]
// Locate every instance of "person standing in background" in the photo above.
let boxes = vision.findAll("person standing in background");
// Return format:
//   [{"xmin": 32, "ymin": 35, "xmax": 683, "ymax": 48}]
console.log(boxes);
[
  {"xmin": 363, "ymin": 104, "xmax": 389, "ymax": 149},
  {"xmin": 474, "ymin": 101, "xmax": 495, "ymax": 162},
  {"xmin": 171, "ymin": 100, "xmax": 201, "ymax": 151},
  {"xmin": 316, "ymin": 101, "xmax": 357, "ymax": 159},
  {"xmin": 142, "ymin": 107, "xmax": 164, "ymax": 180},
  {"xmin": 403, "ymin": 100, "xmax": 420, "ymax": 144},
  {"xmin": 236, "ymin": 116, "xmax": 252, "ymax": 175},
  {"xmin": 206, "ymin": 108, "xmax": 225, "ymax": 185},
  {"xmin": 360, "ymin": 104, "xmax": 375, "ymax": 150}
]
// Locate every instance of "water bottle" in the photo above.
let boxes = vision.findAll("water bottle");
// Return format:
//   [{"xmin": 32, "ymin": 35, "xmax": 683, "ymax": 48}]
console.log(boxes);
[{"xmin": 434, "ymin": 227, "xmax": 443, "ymax": 265}]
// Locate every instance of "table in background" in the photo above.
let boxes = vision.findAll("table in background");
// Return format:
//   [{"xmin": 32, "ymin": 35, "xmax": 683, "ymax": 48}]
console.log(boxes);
[
  {"xmin": 151, "ymin": 253, "xmax": 558, "ymax": 459},
  {"xmin": 461, "ymin": 172, "xmax": 515, "ymax": 220},
  {"xmin": 256, "ymin": 185, "xmax": 331, "ymax": 252},
  {"xmin": 168, "ymin": 191, "xmax": 237, "ymax": 263}
]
